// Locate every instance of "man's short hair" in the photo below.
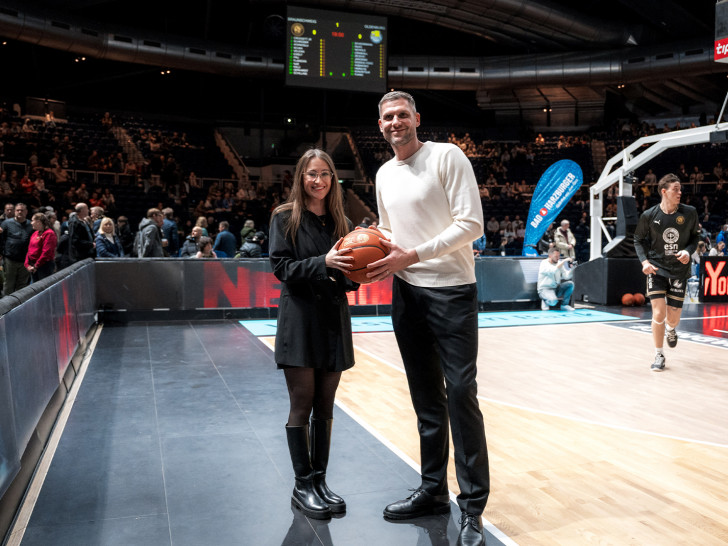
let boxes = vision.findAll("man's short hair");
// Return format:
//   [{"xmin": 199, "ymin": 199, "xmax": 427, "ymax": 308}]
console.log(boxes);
[
  {"xmin": 147, "ymin": 208, "xmax": 162, "ymax": 218},
  {"xmin": 560, "ymin": 219, "xmax": 569, "ymax": 227},
  {"xmin": 548, "ymin": 246, "xmax": 561, "ymax": 256},
  {"xmin": 378, "ymin": 91, "xmax": 417, "ymax": 116},
  {"xmin": 219, "ymin": 221, "xmax": 229, "ymax": 230},
  {"xmin": 658, "ymin": 173, "xmax": 680, "ymax": 194},
  {"xmin": 162, "ymin": 207, "xmax": 174, "ymax": 218}
]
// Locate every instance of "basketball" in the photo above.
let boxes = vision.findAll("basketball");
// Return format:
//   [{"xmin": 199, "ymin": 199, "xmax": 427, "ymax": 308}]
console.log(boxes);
[
  {"xmin": 335, "ymin": 227, "xmax": 390, "ymax": 284},
  {"xmin": 621, "ymin": 293, "xmax": 634, "ymax": 306},
  {"xmin": 633, "ymin": 293, "xmax": 646, "ymax": 306}
]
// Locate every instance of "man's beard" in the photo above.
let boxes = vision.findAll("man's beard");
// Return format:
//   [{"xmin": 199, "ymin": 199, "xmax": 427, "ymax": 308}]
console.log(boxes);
[{"xmin": 385, "ymin": 128, "xmax": 415, "ymax": 148}]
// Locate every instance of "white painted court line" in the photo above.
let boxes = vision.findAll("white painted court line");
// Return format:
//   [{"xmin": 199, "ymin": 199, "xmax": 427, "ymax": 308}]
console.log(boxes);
[
  {"xmin": 335, "ymin": 398, "xmax": 519, "ymax": 546},
  {"xmin": 5, "ymin": 325, "xmax": 104, "ymax": 546}
]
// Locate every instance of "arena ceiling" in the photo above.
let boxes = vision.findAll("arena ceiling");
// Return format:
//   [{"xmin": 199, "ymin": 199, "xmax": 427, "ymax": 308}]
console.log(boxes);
[{"xmin": 1, "ymin": 0, "xmax": 727, "ymax": 127}]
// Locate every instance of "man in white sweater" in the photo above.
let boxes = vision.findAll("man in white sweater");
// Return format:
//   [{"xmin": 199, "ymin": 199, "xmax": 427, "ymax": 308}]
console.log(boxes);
[{"xmin": 368, "ymin": 91, "xmax": 489, "ymax": 546}]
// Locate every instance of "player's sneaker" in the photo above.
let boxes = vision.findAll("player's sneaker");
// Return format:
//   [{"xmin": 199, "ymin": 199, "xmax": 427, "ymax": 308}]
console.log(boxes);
[
  {"xmin": 562, "ymin": 304, "xmax": 575, "ymax": 311},
  {"xmin": 666, "ymin": 329, "xmax": 678, "ymax": 348},
  {"xmin": 651, "ymin": 353, "xmax": 666, "ymax": 372},
  {"xmin": 541, "ymin": 300, "xmax": 549, "ymax": 311}
]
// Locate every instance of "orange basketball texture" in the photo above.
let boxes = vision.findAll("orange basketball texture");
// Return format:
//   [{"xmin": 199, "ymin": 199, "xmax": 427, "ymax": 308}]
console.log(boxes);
[
  {"xmin": 335, "ymin": 228, "xmax": 390, "ymax": 284},
  {"xmin": 621, "ymin": 293, "xmax": 634, "ymax": 306},
  {"xmin": 633, "ymin": 293, "xmax": 646, "ymax": 306}
]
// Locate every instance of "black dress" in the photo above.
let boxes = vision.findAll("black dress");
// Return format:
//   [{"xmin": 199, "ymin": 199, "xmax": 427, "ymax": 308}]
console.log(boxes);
[{"xmin": 269, "ymin": 210, "xmax": 358, "ymax": 371}]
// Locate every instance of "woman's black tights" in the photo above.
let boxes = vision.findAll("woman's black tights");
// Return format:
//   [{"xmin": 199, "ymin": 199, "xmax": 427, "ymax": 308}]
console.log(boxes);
[{"xmin": 284, "ymin": 368, "xmax": 342, "ymax": 426}]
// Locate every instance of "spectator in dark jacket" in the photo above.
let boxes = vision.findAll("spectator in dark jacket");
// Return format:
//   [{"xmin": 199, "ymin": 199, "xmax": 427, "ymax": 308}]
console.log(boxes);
[
  {"xmin": 116, "ymin": 216, "xmax": 134, "ymax": 256},
  {"xmin": 95, "ymin": 217, "xmax": 124, "ymax": 257},
  {"xmin": 213, "ymin": 220, "xmax": 237, "ymax": 257},
  {"xmin": 162, "ymin": 207, "xmax": 180, "ymax": 257},
  {"xmin": 0, "ymin": 202, "xmax": 33, "ymax": 294},
  {"xmin": 180, "ymin": 226, "xmax": 203, "ymax": 258},
  {"xmin": 68, "ymin": 202, "xmax": 96, "ymax": 263}
]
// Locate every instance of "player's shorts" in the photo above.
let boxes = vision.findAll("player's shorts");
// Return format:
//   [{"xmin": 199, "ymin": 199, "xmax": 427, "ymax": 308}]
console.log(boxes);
[{"xmin": 646, "ymin": 274, "xmax": 686, "ymax": 308}]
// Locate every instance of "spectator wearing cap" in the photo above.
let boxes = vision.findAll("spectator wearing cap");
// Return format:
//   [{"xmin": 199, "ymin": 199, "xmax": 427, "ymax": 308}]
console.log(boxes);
[{"xmin": 237, "ymin": 230, "xmax": 266, "ymax": 258}]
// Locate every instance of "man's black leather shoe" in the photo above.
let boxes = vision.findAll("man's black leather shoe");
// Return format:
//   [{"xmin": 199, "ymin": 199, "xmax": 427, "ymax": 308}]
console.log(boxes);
[
  {"xmin": 457, "ymin": 513, "xmax": 485, "ymax": 546},
  {"xmin": 383, "ymin": 488, "xmax": 450, "ymax": 520}
]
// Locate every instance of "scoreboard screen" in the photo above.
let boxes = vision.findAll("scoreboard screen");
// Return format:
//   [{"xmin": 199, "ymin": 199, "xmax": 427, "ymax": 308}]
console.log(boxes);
[
  {"xmin": 715, "ymin": 0, "xmax": 728, "ymax": 63},
  {"xmin": 285, "ymin": 6, "xmax": 387, "ymax": 93}
]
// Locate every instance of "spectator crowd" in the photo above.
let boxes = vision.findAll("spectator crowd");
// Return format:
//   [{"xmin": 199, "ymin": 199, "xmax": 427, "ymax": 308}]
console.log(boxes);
[{"xmin": 2, "ymin": 106, "xmax": 728, "ymax": 298}]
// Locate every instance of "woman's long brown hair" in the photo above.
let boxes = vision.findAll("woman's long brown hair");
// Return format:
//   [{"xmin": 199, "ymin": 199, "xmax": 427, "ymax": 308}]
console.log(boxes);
[{"xmin": 271, "ymin": 148, "xmax": 349, "ymax": 243}]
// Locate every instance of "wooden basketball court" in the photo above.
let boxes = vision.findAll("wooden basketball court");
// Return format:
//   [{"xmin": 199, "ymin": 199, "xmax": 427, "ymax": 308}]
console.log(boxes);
[{"xmin": 264, "ymin": 307, "xmax": 728, "ymax": 545}]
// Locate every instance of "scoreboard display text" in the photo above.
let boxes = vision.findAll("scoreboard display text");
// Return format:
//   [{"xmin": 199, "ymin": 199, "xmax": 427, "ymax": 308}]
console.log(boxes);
[{"xmin": 286, "ymin": 6, "xmax": 387, "ymax": 93}]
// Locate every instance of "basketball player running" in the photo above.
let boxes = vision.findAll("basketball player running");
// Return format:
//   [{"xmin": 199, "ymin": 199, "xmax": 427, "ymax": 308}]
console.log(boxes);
[
  {"xmin": 368, "ymin": 91, "xmax": 489, "ymax": 546},
  {"xmin": 634, "ymin": 173, "xmax": 699, "ymax": 371}
]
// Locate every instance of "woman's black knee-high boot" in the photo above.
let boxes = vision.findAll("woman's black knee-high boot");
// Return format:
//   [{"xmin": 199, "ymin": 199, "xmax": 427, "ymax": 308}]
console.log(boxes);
[
  {"xmin": 310, "ymin": 418, "xmax": 346, "ymax": 514},
  {"xmin": 285, "ymin": 424, "xmax": 332, "ymax": 519}
]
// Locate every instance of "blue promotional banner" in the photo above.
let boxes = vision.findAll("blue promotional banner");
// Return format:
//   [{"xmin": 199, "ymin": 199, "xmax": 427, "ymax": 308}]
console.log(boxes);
[{"xmin": 522, "ymin": 159, "xmax": 583, "ymax": 256}]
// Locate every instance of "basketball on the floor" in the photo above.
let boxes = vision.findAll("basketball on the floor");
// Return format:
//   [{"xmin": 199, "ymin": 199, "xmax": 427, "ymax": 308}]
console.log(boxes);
[
  {"xmin": 633, "ymin": 293, "xmax": 646, "ymax": 306},
  {"xmin": 335, "ymin": 227, "xmax": 390, "ymax": 284},
  {"xmin": 621, "ymin": 293, "xmax": 635, "ymax": 306}
]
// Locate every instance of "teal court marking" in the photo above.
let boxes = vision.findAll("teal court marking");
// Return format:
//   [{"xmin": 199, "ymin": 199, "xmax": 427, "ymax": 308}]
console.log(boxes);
[
  {"xmin": 240, "ymin": 309, "xmax": 632, "ymax": 336},
  {"xmin": 476, "ymin": 308, "xmax": 634, "ymax": 327},
  {"xmin": 239, "ymin": 320, "xmax": 278, "ymax": 336},
  {"xmin": 239, "ymin": 316, "xmax": 394, "ymax": 336}
]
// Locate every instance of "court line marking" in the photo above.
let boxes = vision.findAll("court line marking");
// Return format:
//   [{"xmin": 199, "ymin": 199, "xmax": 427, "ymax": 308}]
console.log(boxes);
[
  {"xmin": 623, "ymin": 314, "xmax": 728, "ymax": 322},
  {"xmin": 335, "ymin": 399, "xmax": 519, "ymax": 546},
  {"xmin": 603, "ymin": 321, "xmax": 728, "ymax": 350},
  {"xmin": 353, "ymin": 340, "xmax": 728, "ymax": 450},
  {"xmin": 5, "ymin": 325, "xmax": 104, "ymax": 546}
]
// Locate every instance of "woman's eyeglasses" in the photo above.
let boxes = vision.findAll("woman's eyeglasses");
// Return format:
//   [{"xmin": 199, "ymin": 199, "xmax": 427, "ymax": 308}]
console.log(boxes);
[{"xmin": 305, "ymin": 171, "xmax": 332, "ymax": 181}]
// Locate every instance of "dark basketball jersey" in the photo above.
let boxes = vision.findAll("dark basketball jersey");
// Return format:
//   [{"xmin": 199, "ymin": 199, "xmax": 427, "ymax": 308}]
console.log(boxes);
[{"xmin": 634, "ymin": 203, "xmax": 699, "ymax": 280}]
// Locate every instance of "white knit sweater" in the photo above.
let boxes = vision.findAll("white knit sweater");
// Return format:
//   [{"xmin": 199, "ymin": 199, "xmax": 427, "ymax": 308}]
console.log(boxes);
[{"xmin": 375, "ymin": 141, "xmax": 484, "ymax": 287}]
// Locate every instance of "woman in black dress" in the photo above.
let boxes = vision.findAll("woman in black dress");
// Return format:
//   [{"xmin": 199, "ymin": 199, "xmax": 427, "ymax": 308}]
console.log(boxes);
[{"xmin": 269, "ymin": 149, "xmax": 358, "ymax": 519}]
